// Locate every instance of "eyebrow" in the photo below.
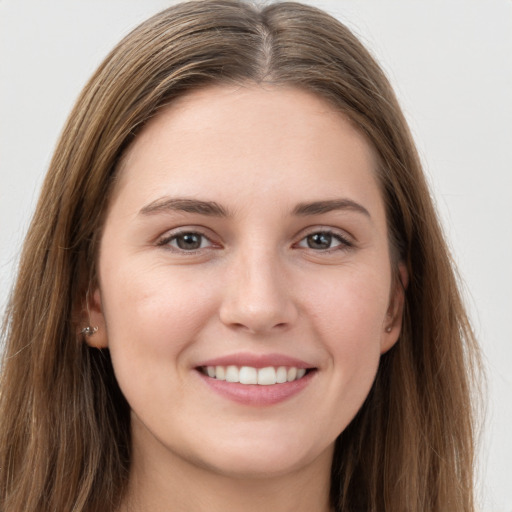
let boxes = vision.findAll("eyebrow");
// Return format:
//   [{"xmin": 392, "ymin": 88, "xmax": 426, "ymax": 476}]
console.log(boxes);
[
  {"xmin": 139, "ymin": 196, "xmax": 371, "ymax": 219},
  {"xmin": 293, "ymin": 199, "xmax": 371, "ymax": 218},
  {"xmin": 140, "ymin": 197, "xmax": 229, "ymax": 217}
]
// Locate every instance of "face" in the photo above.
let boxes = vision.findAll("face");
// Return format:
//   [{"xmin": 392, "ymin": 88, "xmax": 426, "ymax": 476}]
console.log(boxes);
[{"xmin": 89, "ymin": 84, "xmax": 404, "ymax": 480}]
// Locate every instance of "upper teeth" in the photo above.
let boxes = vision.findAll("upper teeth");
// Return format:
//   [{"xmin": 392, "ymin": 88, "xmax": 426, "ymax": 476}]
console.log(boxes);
[{"xmin": 203, "ymin": 365, "xmax": 307, "ymax": 385}]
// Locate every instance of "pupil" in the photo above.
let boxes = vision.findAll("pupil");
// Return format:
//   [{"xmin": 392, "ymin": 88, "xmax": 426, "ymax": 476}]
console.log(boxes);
[
  {"xmin": 177, "ymin": 233, "xmax": 201, "ymax": 250},
  {"xmin": 307, "ymin": 233, "xmax": 331, "ymax": 249}
]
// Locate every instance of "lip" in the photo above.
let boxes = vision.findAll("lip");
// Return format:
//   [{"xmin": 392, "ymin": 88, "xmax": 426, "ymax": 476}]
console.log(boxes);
[
  {"xmin": 197, "ymin": 352, "xmax": 313, "ymax": 369},
  {"xmin": 194, "ymin": 352, "xmax": 317, "ymax": 406},
  {"xmin": 196, "ymin": 369, "xmax": 316, "ymax": 406}
]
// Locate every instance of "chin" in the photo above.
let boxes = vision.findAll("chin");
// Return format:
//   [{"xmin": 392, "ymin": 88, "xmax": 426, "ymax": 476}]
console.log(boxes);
[
  {"xmin": 197, "ymin": 452, "xmax": 318, "ymax": 480},
  {"xmin": 187, "ymin": 432, "xmax": 334, "ymax": 480}
]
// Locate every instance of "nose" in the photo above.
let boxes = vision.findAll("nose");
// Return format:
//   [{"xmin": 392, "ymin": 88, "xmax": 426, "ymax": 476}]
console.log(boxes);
[{"xmin": 219, "ymin": 248, "xmax": 299, "ymax": 335}]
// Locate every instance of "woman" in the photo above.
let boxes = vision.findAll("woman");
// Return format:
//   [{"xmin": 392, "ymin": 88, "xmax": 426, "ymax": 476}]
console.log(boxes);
[{"xmin": 0, "ymin": 1, "xmax": 481, "ymax": 511}]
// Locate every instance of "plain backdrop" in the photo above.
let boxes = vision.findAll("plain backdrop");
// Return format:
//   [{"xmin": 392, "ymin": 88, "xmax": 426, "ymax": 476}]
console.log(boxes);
[{"xmin": 1, "ymin": 1, "xmax": 511, "ymax": 510}]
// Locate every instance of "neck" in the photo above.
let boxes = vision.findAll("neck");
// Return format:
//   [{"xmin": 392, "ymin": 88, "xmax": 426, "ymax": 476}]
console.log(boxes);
[{"xmin": 120, "ymin": 422, "xmax": 334, "ymax": 512}]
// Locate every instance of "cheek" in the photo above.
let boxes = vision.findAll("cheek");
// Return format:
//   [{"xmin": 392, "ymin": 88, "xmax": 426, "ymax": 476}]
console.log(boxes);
[
  {"xmin": 304, "ymin": 264, "xmax": 390, "ymax": 380},
  {"xmin": 307, "ymin": 263, "xmax": 390, "ymax": 334},
  {"xmin": 99, "ymin": 262, "xmax": 223, "ymax": 423},
  {"xmin": 100, "ymin": 262, "xmax": 218, "ymax": 367},
  {"xmin": 309, "ymin": 271, "xmax": 389, "ymax": 432}
]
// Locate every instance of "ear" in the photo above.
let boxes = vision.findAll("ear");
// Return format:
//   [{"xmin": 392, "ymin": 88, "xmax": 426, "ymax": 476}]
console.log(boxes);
[
  {"xmin": 380, "ymin": 263, "xmax": 408, "ymax": 354},
  {"xmin": 81, "ymin": 288, "xmax": 108, "ymax": 349}
]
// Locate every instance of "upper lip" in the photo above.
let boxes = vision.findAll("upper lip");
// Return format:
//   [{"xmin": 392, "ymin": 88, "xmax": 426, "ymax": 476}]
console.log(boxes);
[{"xmin": 196, "ymin": 352, "xmax": 314, "ymax": 369}]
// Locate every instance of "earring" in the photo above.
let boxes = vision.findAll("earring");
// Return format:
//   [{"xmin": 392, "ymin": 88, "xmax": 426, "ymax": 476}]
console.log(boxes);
[
  {"xmin": 81, "ymin": 326, "xmax": 98, "ymax": 336},
  {"xmin": 385, "ymin": 326, "xmax": 392, "ymax": 333},
  {"xmin": 80, "ymin": 289, "xmax": 99, "ymax": 337}
]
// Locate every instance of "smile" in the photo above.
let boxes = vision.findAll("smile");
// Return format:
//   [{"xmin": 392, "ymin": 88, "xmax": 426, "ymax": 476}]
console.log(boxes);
[
  {"xmin": 195, "ymin": 353, "xmax": 316, "ymax": 405},
  {"xmin": 199, "ymin": 365, "xmax": 307, "ymax": 385}
]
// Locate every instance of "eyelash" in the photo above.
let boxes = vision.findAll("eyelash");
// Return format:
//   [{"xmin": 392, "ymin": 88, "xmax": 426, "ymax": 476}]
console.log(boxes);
[
  {"xmin": 295, "ymin": 230, "xmax": 353, "ymax": 252},
  {"xmin": 157, "ymin": 230, "xmax": 216, "ymax": 253},
  {"xmin": 157, "ymin": 228, "xmax": 354, "ymax": 254}
]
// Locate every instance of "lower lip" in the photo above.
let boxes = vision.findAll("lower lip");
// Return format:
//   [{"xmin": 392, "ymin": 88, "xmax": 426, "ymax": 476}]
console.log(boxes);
[{"xmin": 196, "ymin": 370, "xmax": 316, "ymax": 406}]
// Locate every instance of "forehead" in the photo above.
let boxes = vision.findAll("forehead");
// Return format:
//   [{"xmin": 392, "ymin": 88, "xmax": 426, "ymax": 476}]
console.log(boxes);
[{"xmin": 112, "ymin": 84, "xmax": 384, "ymax": 219}]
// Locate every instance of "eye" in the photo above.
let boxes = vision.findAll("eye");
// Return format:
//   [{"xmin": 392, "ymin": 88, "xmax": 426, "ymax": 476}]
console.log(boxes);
[
  {"xmin": 297, "ymin": 231, "xmax": 352, "ymax": 251},
  {"xmin": 160, "ymin": 231, "xmax": 213, "ymax": 251}
]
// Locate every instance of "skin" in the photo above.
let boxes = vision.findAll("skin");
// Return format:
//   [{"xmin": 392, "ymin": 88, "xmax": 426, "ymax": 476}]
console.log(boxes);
[{"xmin": 88, "ymin": 84, "xmax": 406, "ymax": 512}]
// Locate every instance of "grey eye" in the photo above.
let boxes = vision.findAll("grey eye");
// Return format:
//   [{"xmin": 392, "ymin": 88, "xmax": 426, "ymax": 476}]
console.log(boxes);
[
  {"xmin": 306, "ymin": 232, "xmax": 334, "ymax": 250},
  {"xmin": 170, "ymin": 233, "xmax": 209, "ymax": 251},
  {"xmin": 296, "ymin": 231, "xmax": 351, "ymax": 251}
]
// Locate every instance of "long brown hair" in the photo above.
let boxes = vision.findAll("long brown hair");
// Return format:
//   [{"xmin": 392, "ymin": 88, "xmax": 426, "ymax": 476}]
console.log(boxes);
[{"xmin": 0, "ymin": 1, "xmax": 481, "ymax": 510}]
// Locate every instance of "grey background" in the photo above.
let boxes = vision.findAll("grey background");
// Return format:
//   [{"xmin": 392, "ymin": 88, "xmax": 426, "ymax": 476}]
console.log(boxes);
[{"xmin": 1, "ymin": 1, "xmax": 511, "ymax": 510}]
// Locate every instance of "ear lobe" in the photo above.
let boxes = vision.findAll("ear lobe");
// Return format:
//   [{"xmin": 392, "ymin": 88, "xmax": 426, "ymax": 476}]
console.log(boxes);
[
  {"xmin": 81, "ymin": 288, "xmax": 108, "ymax": 349},
  {"xmin": 381, "ymin": 263, "xmax": 408, "ymax": 354}
]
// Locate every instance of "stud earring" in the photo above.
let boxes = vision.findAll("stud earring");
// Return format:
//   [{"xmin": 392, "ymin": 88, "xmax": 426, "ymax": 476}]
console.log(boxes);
[
  {"xmin": 81, "ymin": 326, "xmax": 98, "ymax": 336},
  {"xmin": 80, "ymin": 289, "xmax": 99, "ymax": 337},
  {"xmin": 385, "ymin": 326, "xmax": 392, "ymax": 333}
]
